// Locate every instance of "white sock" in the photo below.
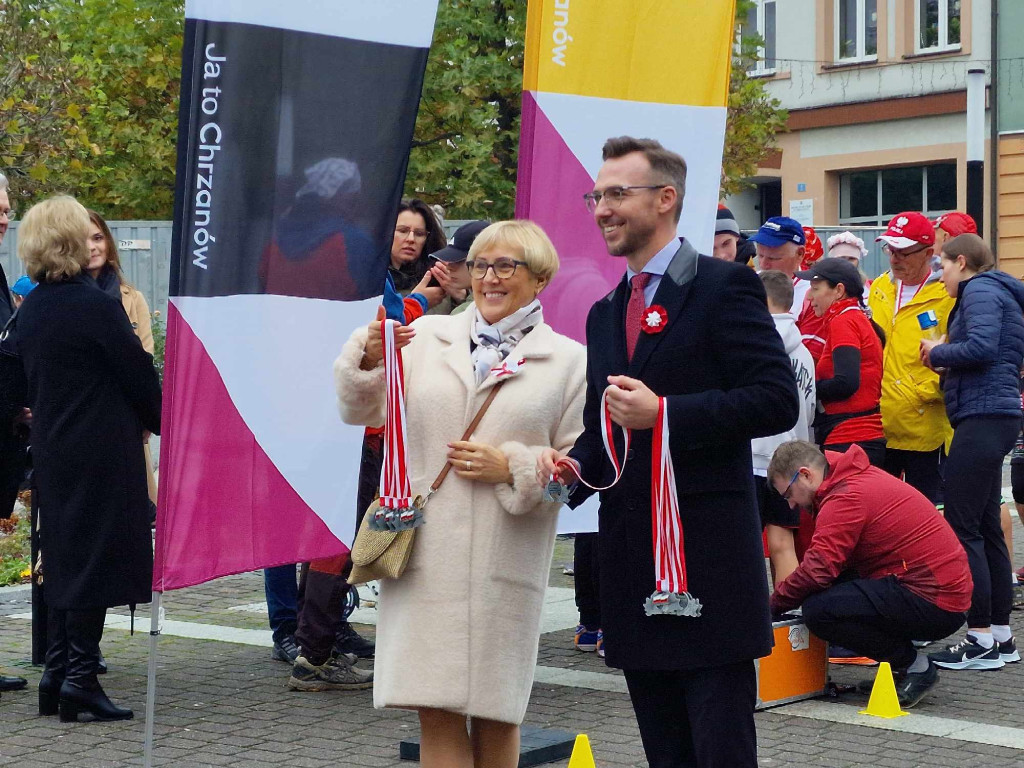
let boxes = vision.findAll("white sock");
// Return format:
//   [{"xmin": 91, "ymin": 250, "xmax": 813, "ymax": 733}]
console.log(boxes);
[
  {"xmin": 991, "ymin": 625, "xmax": 1012, "ymax": 643},
  {"xmin": 907, "ymin": 652, "xmax": 930, "ymax": 673},
  {"xmin": 968, "ymin": 631, "xmax": 995, "ymax": 648}
]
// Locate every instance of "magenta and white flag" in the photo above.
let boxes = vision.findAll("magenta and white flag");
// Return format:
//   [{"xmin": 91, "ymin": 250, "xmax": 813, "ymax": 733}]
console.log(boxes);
[{"xmin": 154, "ymin": 1, "xmax": 438, "ymax": 591}]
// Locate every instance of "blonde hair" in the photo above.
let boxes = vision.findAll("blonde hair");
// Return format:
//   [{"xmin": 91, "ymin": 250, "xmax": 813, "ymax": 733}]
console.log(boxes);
[
  {"xmin": 467, "ymin": 220, "xmax": 560, "ymax": 283},
  {"xmin": 17, "ymin": 195, "xmax": 91, "ymax": 283}
]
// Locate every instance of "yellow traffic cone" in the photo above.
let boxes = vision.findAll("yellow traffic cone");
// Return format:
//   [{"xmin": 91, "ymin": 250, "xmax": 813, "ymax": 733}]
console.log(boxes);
[
  {"xmin": 858, "ymin": 661, "xmax": 907, "ymax": 718},
  {"xmin": 567, "ymin": 734, "xmax": 596, "ymax": 768}
]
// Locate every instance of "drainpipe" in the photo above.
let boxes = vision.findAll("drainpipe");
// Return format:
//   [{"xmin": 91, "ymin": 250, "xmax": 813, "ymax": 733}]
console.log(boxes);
[
  {"xmin": 990, "ymin": 0, "xmax": 999, "ymax": 257},
  {"xmin": 966, "ymin": 68, "xmax": 986, "ymax": 237}
]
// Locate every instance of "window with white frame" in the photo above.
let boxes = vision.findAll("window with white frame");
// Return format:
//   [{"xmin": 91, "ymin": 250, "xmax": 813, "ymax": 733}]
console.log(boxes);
[
  {"xmin": 743, "ymin": 0, "xmax": 776, "ymax": 75},
  {"xmin": 839, "ymin": 164, "xmax": 957, "ymax": 226},
  {"xmin": 917, "ymin": 0, "xmax": 961, "ymax": 52},
  {"xmin": 835, "ymin": 0, "xmax": 878, "ymax": 62}
]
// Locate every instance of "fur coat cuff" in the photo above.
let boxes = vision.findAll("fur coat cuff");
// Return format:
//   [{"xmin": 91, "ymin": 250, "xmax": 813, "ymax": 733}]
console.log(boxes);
[
  {"xmin": 494, "ymin": 441, "xmax": 553, "ymax": 516},
  {"xmin": 334, "ymin": 327, "xmax": 386, "ymax": 427}
]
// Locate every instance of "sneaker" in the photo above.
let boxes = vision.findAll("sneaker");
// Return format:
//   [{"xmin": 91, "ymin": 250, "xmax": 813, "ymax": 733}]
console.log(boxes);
[
  {"xmin": 998, "ymin": 636, "xmax": 1021, "ymax": 664},
  {"xmin": 0, "ymin": 674, "xmax": 27, "ymax": 692},
  {"xmin": 287, "ymin": 655, "xmax": 373, "ymax": 691},
  {"xmin": 596, "ymin": 630, "xmax": 605, "ymax": 659},
  {"xmin": 895, "ymin": 660, "xmax": 939, "ymax": 709},
  {"xmin": 272, "ymin": 635, "xmax": 300, "ymax": 664},
  {"xmin": 929, "ymin": 635, "xmax": 1005, "ymax": 670},
  {"xmin": 574, "ymin": 624, "xmax": 599, "ymax": 653},
  {"xmin": 334, "ymin": 622, "xmax": 375, "ymax": 659},
  {"xmin": 856, "ymin": 669, "xmax": 906, "ymax": 695}
]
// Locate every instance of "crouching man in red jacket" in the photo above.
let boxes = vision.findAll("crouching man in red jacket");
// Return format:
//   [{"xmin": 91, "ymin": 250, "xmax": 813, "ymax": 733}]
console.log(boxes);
[{"xmin": 767, "ymin": 441, "xmax": 972, "ymax": 708}]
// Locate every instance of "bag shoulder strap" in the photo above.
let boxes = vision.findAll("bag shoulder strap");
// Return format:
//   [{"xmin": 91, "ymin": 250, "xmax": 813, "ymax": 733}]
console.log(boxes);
[{"xmin": 428, "ymin": 382, "xmax": 505, "ymax": 493}]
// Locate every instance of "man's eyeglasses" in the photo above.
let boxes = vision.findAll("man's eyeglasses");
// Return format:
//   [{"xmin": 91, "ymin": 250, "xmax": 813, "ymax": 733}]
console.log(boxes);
[
  {"xmin": 583, "ymin": 185, "xmax": 667, "ymax": 213},
  {"xmin": 466, "ymin": 258, "xmax": 529, "ymax": 280},
  {"xmin": 395, "ymin": 226, "xmax": 428, "ymax": 240},
  {"xmin": 781, "ymin": 470, "xmax": 801, "ymax": 501},
  {"xmin": 883, "ymin": 244, "xmax": 929, "ymax": 258},
  {"xmin": 0, "ymin": 209, "xmax": 15, "ymax": 221}
]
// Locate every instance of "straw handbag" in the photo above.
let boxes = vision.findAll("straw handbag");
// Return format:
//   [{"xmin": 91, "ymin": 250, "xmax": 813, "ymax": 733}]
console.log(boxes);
[{"xmin": 348, "ymin": 383, "xmax": 504, "ymax": 585}]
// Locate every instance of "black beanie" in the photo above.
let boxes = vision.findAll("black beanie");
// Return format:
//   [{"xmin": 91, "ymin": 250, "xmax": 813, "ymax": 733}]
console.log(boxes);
[{"xmin": 716, "ymin": 207, "xmax": 740, "ymax": 237}]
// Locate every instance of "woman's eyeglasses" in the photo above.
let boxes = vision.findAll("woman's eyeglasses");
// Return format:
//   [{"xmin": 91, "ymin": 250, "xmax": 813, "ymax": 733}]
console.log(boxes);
[
  {"xmin": 395, "ymin": 226, "xmax": 428, "ymax": 240},
  {"xmin": 466, "ymin": 258, "xmax": 529, "ymax": 280}
]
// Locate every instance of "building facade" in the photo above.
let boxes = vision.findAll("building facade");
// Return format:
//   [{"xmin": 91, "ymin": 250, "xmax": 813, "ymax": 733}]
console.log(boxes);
[{"xmin": 726, "ymin": 0, "xmax": 992, "ymax": 247}]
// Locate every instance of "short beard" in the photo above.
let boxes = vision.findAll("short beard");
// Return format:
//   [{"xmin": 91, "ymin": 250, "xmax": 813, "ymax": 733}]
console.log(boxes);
[{"xmin": 605, "ymin": 219, "xmax": 657, "ymax": 257}]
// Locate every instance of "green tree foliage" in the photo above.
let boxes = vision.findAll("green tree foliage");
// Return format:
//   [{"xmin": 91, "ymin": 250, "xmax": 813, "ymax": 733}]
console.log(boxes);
[
  {"xmin": 0, "ymin": 0, "xmax": 183, "ymax": 218},
  {"xmin": 405, "ymin": 0, "xmax": 526, "ymax": 221},
  {"xmin": 0, "ymin": 0, "xmax": 90, "ymax": 201}
]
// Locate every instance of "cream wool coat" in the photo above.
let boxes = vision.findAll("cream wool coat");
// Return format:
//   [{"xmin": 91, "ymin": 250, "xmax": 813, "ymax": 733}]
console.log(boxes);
[{"xmin": 335, "ymin": 308, "xmax": 586, "ymax": 724}]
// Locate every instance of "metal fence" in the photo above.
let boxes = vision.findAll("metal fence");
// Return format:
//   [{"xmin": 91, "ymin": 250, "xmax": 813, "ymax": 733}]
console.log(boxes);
[
  {"xmin": 0, "ymin": 220, "xmax": 892, "ymax": 316},
  {"xmin": 0, "ymin": 221, "xmax": 173, "ymax": 316}
]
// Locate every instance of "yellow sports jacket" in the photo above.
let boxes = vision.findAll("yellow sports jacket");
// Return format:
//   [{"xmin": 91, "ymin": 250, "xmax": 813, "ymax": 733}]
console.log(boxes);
[{"xmin": 868, "ymin": 271, "xmax": 954, "ymax": 452}]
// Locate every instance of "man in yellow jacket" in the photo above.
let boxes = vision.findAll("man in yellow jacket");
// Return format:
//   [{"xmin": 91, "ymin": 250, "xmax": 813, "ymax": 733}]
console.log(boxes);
[{"xmin": 868, "ymin": 212, "xmax": 954, "ymax": 503}]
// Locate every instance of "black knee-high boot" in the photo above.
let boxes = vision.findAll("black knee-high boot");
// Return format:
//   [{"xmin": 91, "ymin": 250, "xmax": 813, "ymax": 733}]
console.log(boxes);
[
  {"xmin": 58, "ymin": 609, "xmax": 132, "ymax": 722},
  {"xmin": 38, "ymin": 608, "xmax": 67, "ymax": 716}
]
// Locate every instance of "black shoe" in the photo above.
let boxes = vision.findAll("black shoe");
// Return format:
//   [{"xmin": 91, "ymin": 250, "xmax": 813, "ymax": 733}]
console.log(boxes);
[
  {"xmin": 929, "ymin": 634, "xmax": 1004, "ymax": 670},
  {"xmin": 334, "ymin": 622, "xmax": 375, "ymax": 659},
  {"xmin": 59, "ymin": 680, "xmax": 133, "ymax": 722},
  {"xmin": 272, "ymin": 635, "xmax": 300, "ymax": 663},
  {"xmin": 39, "ymin": 608, "xmax": 67, "ymax": 716},
  {"xmin": 0, "ymin": 674, "xmax": 28, "ymax": 692},
  {"xmin": 895, "ymin": 661, "xmax": 939, "ymax": 709},
  {"xmin": 856, "ymin": 668, "xmax": 906, "ymax": 695}
]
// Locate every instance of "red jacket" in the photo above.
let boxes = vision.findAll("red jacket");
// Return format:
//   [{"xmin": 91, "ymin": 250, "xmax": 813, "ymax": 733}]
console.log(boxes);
[{"xmin": 770, "ymin": 446, "xmax": 972, "ymax": 614}]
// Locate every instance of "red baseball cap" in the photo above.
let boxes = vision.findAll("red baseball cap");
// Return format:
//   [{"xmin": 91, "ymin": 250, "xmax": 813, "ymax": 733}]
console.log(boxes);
[
  {"xmin": 876, "ymin": 212, "xmax": 935, "ymax": 249},
  {"xmin": 934, "ymin": 211, "xmax": 978, "ymax": 237}
]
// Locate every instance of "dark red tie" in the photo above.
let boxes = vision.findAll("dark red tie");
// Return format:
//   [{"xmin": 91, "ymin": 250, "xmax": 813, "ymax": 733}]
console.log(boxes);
[{"xmin": 625, "ymin": 272, "xmax": 651, "ymax": 361}]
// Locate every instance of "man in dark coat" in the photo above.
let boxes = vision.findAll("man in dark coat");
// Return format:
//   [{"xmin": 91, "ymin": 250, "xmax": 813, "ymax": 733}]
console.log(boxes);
[{"xmin": 540, "ymin": 137, "xmax": 799, "ymax": 768}]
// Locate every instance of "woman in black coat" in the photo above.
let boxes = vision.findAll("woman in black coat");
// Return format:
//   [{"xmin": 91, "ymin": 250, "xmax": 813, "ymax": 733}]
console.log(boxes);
[{"xmin": 14, "ymin": 195, "xmax": 161, "ymax": 722}]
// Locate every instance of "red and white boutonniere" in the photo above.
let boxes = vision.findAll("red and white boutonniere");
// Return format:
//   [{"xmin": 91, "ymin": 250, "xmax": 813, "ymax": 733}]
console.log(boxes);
[{"xmin": 640, "ymin": 305, "xmax": 668, "ymax": 334}]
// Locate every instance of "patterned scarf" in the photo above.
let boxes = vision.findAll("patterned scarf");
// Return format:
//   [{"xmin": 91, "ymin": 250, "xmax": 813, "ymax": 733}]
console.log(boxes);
[{"xmin": 469, "ymin": 299, "xmax": 542, "ymax": 384}]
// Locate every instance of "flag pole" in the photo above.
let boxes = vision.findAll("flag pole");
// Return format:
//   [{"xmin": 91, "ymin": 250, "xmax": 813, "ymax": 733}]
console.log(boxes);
[{"xmin": 142, "ymin": 589, "xmax": 162, "ymax": 768}]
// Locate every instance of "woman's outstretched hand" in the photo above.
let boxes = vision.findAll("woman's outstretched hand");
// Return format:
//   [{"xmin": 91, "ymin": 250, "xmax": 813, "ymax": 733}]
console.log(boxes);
[
  {"xmin": 361, "ymin": 305, "xmax": 416, "ymax": 370},
  {"xmin": 448, "ymin": 440, "xmax": 513, "ymax": 485}
]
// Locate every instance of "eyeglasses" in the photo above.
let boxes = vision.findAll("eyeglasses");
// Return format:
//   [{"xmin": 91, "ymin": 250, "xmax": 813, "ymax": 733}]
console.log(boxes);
[
  {"xmin": 466, "ymin": 258, "xmax": 529, "ymax": 280},
  {"xmin": 582, "ymin": 185, "xmax": 667, "ymax": 213},
  {"xmin": 781, "ymin": 470, "xmax": 801, "ymax": 501},
  {"xmin": 0, "ymin": 209, "xmax": 15, "ymax": 221},
  {"xmin": 395, "ymin": 226, "xmax": 428, "ymax": 240},
  {"xmin": 883, "ymin": 244, "xmax": 929, "ymax": 258}
]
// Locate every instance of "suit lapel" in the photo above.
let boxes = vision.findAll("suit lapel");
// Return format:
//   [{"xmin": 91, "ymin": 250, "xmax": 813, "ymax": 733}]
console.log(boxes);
[{"xmin": 628, "ymin": 240, "xmax": 700, "ymax": 377}]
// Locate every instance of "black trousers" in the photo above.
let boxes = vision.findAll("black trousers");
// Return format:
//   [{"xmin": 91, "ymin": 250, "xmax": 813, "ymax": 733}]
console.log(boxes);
[
  {"xmin": 883, "ymin": 447, "xmax": 943, "ymax": 504},
  {"xmin": 943, "ymin": 415, "xmax": 1020, "ymax": 627},
  {"xmin": 295, "ymin": 557, "xmax": 350, "ymax": 665},
  {"xmin": 824, "ymin": 439, "xmax": 886, "ymax": 468},
  {"xmin": 574, "ymin": 533, "xmax": 601, "ymax": 630},
  {"xmin": 622, "ymin": 661, "xmax": 757, "ymax": 768},
  {"xmin": 802, "ymin": 576, "xmax": 965, "ymax": 669}
]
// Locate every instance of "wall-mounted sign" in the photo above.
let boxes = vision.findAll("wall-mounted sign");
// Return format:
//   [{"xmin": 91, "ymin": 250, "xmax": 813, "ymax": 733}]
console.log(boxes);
[
  {"xmin": 796, "ymin": 183, "xmax": 807, "ymax": 193},
  {"xmin": 118, "ymin": 239, "xmax": 152, "ymax": 251}
]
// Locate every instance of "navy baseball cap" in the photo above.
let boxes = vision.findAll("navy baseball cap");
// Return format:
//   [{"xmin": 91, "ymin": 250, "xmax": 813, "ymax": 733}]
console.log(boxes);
[
  {"xmin": 431, "ymin": 220, "xmax": 490, "ymax": 263},
  {"xmin": 749, "ymin": 217, "xmax": 807, "ymax": 247}
]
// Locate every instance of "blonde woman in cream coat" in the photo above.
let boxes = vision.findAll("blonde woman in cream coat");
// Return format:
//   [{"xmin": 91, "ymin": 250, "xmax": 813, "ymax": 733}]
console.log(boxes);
[{"xmin": 335, "ymin": 221, "xmax": 585, "ymax": 768}]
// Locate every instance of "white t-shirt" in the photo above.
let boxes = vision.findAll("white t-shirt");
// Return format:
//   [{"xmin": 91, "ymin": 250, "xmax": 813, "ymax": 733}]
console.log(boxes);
[{"xmin": 791, "ymin": 278, "xmax": 810, "ymax": 316}]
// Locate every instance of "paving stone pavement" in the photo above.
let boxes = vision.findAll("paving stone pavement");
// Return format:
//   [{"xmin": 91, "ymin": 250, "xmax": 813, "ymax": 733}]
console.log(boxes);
[{"xmin": 2, "ymin": 525, "xmax": 1024, "ymax": 767}]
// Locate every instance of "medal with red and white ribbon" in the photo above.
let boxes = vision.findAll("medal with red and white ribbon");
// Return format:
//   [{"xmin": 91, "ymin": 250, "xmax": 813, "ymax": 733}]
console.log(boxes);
[
  {"xmin": 553, "ymin": 389, "xmax": 701, "ymax": 618},
  {"xmin": 372, "ymin": 319, "xmax": 422, "ymax": 531},
  {"xmin": 645, "ymin": 398, "xmax": 701, "ymax": 617}
]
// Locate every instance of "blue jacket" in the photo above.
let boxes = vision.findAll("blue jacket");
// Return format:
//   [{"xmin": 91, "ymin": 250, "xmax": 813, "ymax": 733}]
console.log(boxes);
[{"xmin": 930, "ymin": 271, "xmax": 1024, "ymax": 426}]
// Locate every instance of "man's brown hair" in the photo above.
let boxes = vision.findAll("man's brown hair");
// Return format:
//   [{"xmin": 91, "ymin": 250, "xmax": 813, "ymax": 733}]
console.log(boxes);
[
  {"xmin": 942, "ymin": 233, "xmax": 995, "ymax": 274},
  {"xmin": 602, "ymin": 136, "xmax": 687, "ymax": 222},
  {"xmin": 759, "ymin": 269, "xmax": 794, "ymax": 311},
  {"xmin": 767, "ymin": 440, "xmax": 826, "ymax": 484}
]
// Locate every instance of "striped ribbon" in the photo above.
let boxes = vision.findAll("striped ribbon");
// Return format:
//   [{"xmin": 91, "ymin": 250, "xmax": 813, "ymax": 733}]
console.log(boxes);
[
  {"xmin": 558, "ymin": 391, "xmax": 701, "ymax": 617},
  {"xmin": 374, "ymin": 319, "xmax": 419, "ymax": 530}
]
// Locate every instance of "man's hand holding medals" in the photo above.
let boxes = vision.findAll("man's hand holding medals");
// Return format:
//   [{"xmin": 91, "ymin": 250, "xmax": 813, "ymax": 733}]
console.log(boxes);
[{"xmin": 536, "ymin": 376, "xmax": 702, "ymax": 618}]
